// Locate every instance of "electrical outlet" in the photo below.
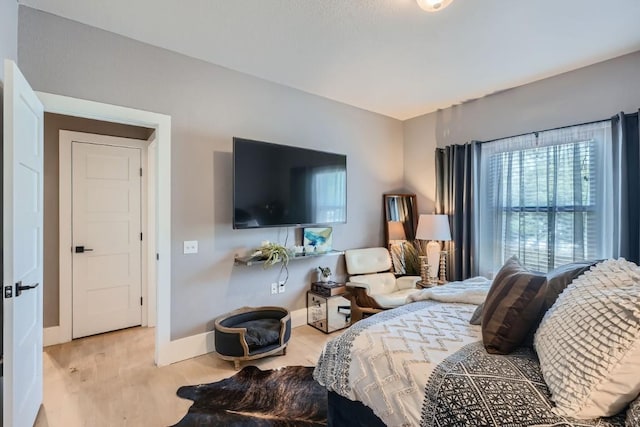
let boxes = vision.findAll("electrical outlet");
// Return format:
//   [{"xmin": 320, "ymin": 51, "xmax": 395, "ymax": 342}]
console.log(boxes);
[
  {"xmin": 278, "ymin": 280, "xmax": 286, "ymax": 293},
  {"xmin": 183, "ymin": 240, "xmax": 198, "ymax": 254},
  {"xmin": 271, "ymin": 282, "xmax": 278, "ymax": 295}
]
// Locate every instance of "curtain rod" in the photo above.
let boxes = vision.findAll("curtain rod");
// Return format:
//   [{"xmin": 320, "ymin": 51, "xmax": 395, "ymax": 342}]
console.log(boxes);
[{"xmin": 481, "ymin": 116, "xmax": 612, "ymax": 144}]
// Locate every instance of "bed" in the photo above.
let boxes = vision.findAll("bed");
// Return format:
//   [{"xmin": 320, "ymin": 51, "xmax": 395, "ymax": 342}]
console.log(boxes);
[{"xmin": 313, "ymin": 279, "xmax": 630, "ymax": 427}]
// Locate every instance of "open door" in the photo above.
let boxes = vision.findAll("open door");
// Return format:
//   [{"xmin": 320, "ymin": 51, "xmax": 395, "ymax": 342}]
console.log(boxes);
[{"xmin": 3, "ymin": 60, "xmax": 44, "ymax": 426}]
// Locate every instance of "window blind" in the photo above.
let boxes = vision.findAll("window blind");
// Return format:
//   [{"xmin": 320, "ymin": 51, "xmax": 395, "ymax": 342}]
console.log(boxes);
[
  {"xmin": 488, "ymin": 140, "xmax": 597, "ymax": 272},
  {"xmin": 478, "ymin": 121, "xmax": 611, "ymax": 275}
]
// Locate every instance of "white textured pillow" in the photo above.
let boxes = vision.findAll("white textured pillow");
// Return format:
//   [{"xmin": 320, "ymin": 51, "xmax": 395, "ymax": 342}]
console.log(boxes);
[{"xmin": 534, "ymin": 258, "xmax": 640, "ymax": 419}]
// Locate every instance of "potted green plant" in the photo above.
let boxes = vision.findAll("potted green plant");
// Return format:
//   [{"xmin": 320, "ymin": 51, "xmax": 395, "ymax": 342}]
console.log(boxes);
[
  {"xmin": 318, "ymin": 266, "xmax": 332, "ymax": 282},
  {"xmin": 252, "ymin": 241, "xmax": 291, "ymax": 268},
  {"xmin": 402, "ymin": 241, "xmax": 421, "ymax": 275}
]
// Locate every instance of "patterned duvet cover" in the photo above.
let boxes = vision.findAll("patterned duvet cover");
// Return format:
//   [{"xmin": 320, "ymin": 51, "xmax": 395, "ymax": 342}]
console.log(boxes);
[{"xmin": 313, "ymin": 301, "xmax": 625, "ymax": 427}]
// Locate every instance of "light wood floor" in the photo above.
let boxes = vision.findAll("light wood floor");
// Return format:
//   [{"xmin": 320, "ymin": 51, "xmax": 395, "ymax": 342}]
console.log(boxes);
[{"xmin": 34, "ymin": 325, "xmax": 336, "ymax": 427}]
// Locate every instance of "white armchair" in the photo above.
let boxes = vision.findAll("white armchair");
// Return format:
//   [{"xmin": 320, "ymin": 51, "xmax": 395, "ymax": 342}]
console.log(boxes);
[{"xmin": 345, "ymin": 247, "xmax": 421, "ymax": 322}]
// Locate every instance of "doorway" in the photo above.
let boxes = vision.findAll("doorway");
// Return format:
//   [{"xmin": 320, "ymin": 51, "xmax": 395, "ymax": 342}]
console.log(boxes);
[
  {"xmin": 36, "ymin": 92, "xmax": 173, "ymax": 366},
  {"xmin": 45, "ymin": 123, "xmax": 156, "ymax": 343}
]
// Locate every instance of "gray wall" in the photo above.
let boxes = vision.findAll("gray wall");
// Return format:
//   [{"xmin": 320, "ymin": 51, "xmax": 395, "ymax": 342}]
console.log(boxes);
[
  {"xmin": 0, "ymin": 0, "xmax": 18, "ymax": 81},
  {"xmin": 42, "ymin": 113, "xmax": 153, "ymax": 328},
  {"xmin": 19, "ymin": 7, "xmax": 405, "ymax": 340},
  {"xmin": 404, "ymin": 50, "xmax": 640, "ymax": 214}
]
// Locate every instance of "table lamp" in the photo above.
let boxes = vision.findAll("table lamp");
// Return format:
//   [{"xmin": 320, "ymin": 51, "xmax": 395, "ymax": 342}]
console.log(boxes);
[{"xmin": 415, "ymin": 214, "xmax": 451, "ymax": 284}]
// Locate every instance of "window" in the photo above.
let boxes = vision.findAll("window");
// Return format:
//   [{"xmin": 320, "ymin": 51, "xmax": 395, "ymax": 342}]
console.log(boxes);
[{"xmin": 479, "ymin": 122, "xmax": 612, "ymax": 274}]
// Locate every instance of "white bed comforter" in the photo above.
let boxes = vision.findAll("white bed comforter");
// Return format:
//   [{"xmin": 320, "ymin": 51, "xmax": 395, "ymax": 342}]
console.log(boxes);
[
  {"xmin": 407, "ymin": 276, "xmax": 492, "ymax": 305},
  {"xmin": 314, "ymin": 292, "xmax": 484, "ymax": 426}
]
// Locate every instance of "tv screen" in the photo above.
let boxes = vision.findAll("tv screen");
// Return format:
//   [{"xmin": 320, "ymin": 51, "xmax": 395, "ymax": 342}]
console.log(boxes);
[{"xmin": 233, "ymin": 137, "xmax": 347, "ymax": 229}]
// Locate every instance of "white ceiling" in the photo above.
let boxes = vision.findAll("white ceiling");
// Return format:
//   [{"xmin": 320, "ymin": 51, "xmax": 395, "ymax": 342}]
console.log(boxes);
[{"xmin": 19, "ymin": 0, "xmax": 640, "ymax": 120}]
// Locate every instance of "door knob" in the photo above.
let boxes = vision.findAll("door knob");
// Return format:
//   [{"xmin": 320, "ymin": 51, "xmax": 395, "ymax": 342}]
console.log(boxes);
[
  {"xmin": 74, "ymin": 246, "xmax": 94, "ymax": 253},
  {"xmin": 16, "ymin": 281, "xmax": 39, "ymax": 297}
]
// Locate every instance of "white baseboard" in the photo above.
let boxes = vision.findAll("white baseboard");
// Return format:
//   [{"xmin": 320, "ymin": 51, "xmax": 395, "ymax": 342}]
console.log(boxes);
[
  {"xmin": 43, "ymin": 326, "xmax": 64, "ymax": 347},
  {"xmin": 165, "ymin": 307, "xmax": 309, "ymax": 364},
  {"xmin": 165, "ymin": 330, "xmax": 216, "ymax": 364}
]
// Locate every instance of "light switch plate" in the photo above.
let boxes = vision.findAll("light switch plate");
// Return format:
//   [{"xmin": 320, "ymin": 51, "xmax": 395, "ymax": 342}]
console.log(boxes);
[{"xmin": 183, "ymin": 240, "xmax": 198, "ymax": 254}]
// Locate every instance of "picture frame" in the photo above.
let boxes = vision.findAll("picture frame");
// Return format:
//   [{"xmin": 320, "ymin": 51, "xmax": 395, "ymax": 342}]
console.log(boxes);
[{"xmin": 303, "ymin": 227, "xmax": 333, "ymax": 253}]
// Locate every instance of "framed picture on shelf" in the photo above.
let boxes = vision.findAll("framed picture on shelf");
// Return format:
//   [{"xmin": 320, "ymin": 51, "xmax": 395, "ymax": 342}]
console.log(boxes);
[{"xmin": 303, "ymin": 227, "xmax": 333, "ymax": 253}]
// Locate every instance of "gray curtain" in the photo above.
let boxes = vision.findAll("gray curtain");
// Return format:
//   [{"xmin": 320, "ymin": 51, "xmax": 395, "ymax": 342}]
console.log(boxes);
[
  {"xmin": 612, "ymin": 110, "xmax": 640, "ymax": 263},
  {"xmin": 435, "ymin": 141, "xmax": 481, "ymax": 281}
]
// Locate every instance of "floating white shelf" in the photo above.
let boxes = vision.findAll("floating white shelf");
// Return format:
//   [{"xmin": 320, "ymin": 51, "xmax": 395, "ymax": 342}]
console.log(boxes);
[{"xmin": 234, "ymin": 249, "xmax": 344, "ymax": 266}]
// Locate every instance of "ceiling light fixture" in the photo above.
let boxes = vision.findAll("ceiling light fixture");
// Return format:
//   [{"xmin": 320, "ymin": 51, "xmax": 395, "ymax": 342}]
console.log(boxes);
[{"xmin": 416, "ymin": 0, "xmax": 454, "ymax": 12}]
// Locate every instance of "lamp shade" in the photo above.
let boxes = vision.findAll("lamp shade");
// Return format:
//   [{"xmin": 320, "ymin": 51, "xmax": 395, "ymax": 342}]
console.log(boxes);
[
  {"xmin": 387, "ymin": 221, "xmax": 407, "ymax": 240},
  {"xmin": 415, "ymin": 214, "xmax": 451, "ymax": 241}
]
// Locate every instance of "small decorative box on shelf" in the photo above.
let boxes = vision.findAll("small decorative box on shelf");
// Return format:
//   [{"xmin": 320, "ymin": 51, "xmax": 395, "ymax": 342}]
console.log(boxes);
[{"xmin": 310, "ymin": 281, "xmax": 346, "ymax": 297}]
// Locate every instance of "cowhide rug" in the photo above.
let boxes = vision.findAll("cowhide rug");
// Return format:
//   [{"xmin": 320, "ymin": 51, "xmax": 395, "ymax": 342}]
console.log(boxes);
[{"xmin": 171, "ymin": 365, "xmax": 327, "ymax": 426}]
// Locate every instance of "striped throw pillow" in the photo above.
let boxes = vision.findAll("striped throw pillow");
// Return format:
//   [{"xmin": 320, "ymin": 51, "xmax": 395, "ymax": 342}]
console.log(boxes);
[{"xmin": 482, "ymin": 256, "xmax": 547, "ymax": 354}]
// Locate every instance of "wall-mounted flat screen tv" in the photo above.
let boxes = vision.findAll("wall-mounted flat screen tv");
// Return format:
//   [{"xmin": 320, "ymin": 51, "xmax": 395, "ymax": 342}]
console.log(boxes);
[{"xmin": 233, "ymin": 137, "xmax": 347, "ymax": 229}]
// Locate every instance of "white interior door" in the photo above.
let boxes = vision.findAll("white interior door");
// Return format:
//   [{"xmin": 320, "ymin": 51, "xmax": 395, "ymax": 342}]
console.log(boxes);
[
  {"xmin": 72, "ymin": 142, "xmax": 142, "ymax": 338},
  {"xmin": 3, "ymin": 60, "xmax": 44, "ymax": 427}
]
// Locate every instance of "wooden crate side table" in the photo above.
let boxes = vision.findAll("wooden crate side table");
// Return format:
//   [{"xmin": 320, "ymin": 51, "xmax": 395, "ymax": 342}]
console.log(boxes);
[{"xmin": 307, "ymin": 291, "xmax": 351, "ymax": 333}]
